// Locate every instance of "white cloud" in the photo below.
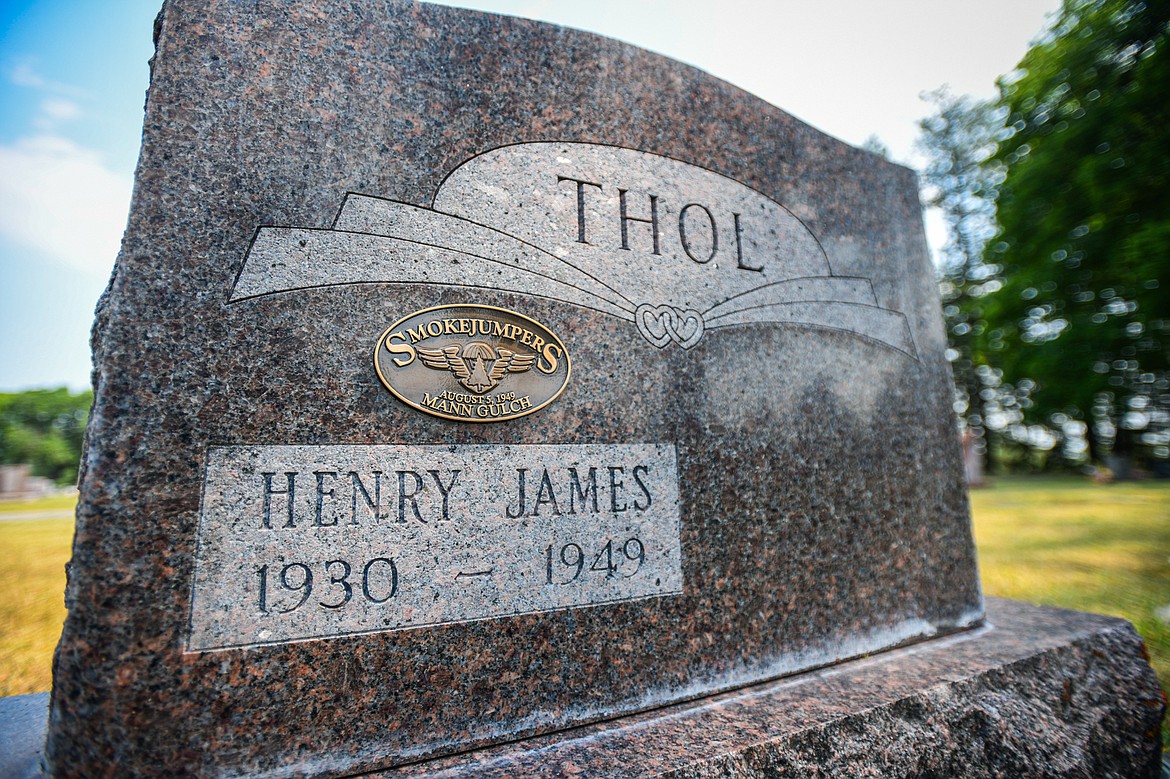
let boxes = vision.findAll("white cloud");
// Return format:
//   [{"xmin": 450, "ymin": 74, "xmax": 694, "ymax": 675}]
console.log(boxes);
[
  {"xmin": 40, "ymin": 98, "xmax": 82, "ymax": 121},
  {"xmin": 0, "ymin": 134, "xmax": 132, "ymax": 277},
  {"xmin": 7, "ymin": 61, "xmax": 88, "ymax": 98},
  {"xmin": 33, "ymin": 98, "xmax": 85, "ymax": 132},
  {"xmin": 8, "ymin": 61, "xmax": 48, "ymax": 89}
]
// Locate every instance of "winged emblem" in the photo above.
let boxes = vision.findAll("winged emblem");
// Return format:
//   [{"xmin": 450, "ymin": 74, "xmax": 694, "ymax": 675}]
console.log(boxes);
[{"xmin": 417, "ymin": 341, "xmax": 536, "ymax": 394}]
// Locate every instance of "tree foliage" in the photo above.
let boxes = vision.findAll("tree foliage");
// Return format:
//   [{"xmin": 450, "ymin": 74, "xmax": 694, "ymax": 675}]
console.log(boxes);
[
  {"xmin": 917, "ymin": 0, "xmax": 1170, "ymax": 470},
  {"xmin": 918, "ymin": 90, "xmax": 1013, "ymax": 468},
  {"xmin": 0, "ymin": 388, "xmax": 92, "ymax": 485},
  {"xmin": 986, "ymin": 0, "xmax": 1170, "ymax": 465}
]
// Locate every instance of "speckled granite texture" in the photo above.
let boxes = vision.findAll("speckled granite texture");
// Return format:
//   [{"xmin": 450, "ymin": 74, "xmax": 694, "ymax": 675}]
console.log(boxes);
[
  {"xmin": 46, "ymin": 1, "xmax": 1000, "ymax": 776},
  {"xmin": 376, "ymin": 599, "xmax": 1165, "ymax": 778}
]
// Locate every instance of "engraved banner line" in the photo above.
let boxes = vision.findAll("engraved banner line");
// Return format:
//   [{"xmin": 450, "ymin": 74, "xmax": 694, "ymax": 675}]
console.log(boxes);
[
  {"xmin": 334, "ymin": 197, "xmax": 639, "ymax": 313},
  {"xmin": 234, "ymin": 225, "xmax": 635, "ymax": 318},
  {"xmin": 230, "ymin": 196, "xmax": 918, "ymax": 358}
]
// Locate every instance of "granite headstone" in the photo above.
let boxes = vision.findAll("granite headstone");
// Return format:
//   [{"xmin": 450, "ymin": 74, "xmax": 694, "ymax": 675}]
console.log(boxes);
[{"xmin": 43, "ymin": 1, "xmax": 1162, "ymax": 777}]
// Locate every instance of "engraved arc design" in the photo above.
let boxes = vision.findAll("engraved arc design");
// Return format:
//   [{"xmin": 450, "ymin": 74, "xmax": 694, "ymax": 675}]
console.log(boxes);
[{"xmin": 231, "ymin": 142, "xmax": 919, "ymax": 359}]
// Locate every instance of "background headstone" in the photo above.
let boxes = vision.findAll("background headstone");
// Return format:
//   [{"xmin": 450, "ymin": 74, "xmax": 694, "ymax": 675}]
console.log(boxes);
[{"xmin": 44, "ymin": 2, "xmax": 1158, "ymax": 777}]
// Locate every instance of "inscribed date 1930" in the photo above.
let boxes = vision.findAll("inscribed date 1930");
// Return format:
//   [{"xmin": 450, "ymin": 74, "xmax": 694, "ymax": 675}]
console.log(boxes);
[{"xmin": 186, "ymin": 443, "xmax": 683, "ymax": 651}]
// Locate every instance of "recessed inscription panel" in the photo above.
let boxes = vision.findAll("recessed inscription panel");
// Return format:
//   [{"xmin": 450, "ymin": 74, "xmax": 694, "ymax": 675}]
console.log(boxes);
[{"xmin": 187, "ymin": 443, "xmax": 682, "ymax": 651}]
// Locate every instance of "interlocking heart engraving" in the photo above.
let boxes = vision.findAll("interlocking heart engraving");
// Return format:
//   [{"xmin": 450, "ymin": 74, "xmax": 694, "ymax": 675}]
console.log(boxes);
[{"xmin": 635, "ymin": 304, "xmax": 705, "ymax": 349}]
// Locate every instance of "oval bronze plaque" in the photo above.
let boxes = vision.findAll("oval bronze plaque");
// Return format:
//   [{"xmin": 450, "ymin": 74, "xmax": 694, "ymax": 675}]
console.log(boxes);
[{"xmin": 374, "ymin": 304, "xmax": 571, "ymax": 423}]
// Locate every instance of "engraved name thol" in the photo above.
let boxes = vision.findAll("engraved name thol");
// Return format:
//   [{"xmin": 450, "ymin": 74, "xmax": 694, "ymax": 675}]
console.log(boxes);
[{"xmin": 556, "ymin": 174, "xmax": 763, "ymax": 272}]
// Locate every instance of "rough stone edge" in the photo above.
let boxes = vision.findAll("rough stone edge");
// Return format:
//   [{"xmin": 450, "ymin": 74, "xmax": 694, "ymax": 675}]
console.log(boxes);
[
  {"xmin": 377, "ymin": 598, "xmax": 1165, "ymax": 778},
  {"xmin": 667, "ymin": 630, "xmax": 1163, "ymax": 779}
]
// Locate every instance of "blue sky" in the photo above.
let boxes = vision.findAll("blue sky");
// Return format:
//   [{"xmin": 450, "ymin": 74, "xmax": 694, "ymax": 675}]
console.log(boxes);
[
  {"xmin": 1, "ymin": 0, "xmax": 157, "ymax": 392},
  {"xmin": 0, "ymin": 0, "xmax": 1060, "ymax": 392}
]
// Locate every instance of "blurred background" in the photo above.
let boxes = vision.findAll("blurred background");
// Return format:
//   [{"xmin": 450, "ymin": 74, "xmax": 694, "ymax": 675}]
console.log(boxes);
[{"xmin": 1, "ymin": 0, "xmax": 1166, "ymax": 739}]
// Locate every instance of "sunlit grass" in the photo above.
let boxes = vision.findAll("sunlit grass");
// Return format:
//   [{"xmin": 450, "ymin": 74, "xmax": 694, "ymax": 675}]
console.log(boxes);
[
  {"xmin": 0, "ymin": 493, "xmax": 77, "ymax": 514},
  {"xmin": 0, "ymin": 515, "xmax": 73, "ymax": 695},
  {"xmin": 1, "ymin": 482, "xmax": 1167, "ymax": 714},
  {"xmin": 970, "ymin": 476, "xmax": 1170, "ymax": 707}
]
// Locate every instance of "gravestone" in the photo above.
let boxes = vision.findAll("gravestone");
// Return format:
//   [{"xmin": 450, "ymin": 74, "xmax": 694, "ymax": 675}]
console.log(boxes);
[{"xmin": 41, "ymin": 1, "xmax": 1162, "ymax": 777}]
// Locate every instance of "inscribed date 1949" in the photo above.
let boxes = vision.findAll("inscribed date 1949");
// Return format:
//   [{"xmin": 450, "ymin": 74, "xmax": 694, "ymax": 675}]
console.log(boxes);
[{"xmin": 186, "ymin": 443, "xmax": 683, "ymax": 651}]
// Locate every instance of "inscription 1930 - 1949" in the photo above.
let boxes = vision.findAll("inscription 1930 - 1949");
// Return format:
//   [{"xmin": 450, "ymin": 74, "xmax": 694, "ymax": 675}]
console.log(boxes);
[{"xmin": 187, "ymin": 443, "xmax": 683, "ymax": 651}]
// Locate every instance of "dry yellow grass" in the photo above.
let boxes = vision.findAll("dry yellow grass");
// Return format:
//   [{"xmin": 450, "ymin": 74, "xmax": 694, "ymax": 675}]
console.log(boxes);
[{"xmin": 0, "ymin": 516, "xmax": 73, "ymax": 695}]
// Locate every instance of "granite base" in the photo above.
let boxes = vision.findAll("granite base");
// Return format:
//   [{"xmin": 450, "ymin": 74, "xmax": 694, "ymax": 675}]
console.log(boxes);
[
  {"xmin": 7, "ymin": 598, "xmax": 1163, "ymax": 778},
  {"xmin": 379, "ymin": 598, "xmax": 1164, "ymax": 778}
]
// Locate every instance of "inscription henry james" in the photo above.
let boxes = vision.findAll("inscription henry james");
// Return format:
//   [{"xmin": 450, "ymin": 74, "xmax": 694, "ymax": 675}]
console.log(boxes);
[
  {"xmin": 233, "ymin": 142, "xmax": 918, "ymax": 358},
  {"xmin": 187, "ymin": 444, "xmax": 682, "ymax": 651}
]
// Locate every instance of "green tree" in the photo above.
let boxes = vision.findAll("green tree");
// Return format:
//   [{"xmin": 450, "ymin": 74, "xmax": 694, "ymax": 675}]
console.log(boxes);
[
  {"xmin": 0, "ymin": 387, "xmax": 93, "ymax": 485},
  {"xmin": 918, "ymin": 88, "xmax": 1023, "ymax": 472},
  {"xmin": 983, "ymin": 0, "xmax": 1170, "ymax": 473},
  {"xmin": 860, "ymin": 134, "xmax": 891, "ymax": 159}
]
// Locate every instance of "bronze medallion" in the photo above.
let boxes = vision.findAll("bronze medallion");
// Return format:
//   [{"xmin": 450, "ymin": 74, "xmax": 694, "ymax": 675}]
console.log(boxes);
[{"xmin": 374, "ymin": 304, "xmax": 571, "ymax": 422}]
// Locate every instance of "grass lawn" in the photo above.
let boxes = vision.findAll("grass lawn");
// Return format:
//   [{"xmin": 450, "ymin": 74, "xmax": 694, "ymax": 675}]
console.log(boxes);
[
  {"xmin": 0, "ymin": 513, "xmax": 73, "ymax": 695},
  {"xmin": 2, "ymin": 480, "xmax": 1168, "ymax": 710},
  {"xmin": 0, "ymin": 493, "xmax": 78, "ymax": 515},
  {"xmin": 970, "ymin": 476, "xmax": 1170, "ymax": 701}
]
